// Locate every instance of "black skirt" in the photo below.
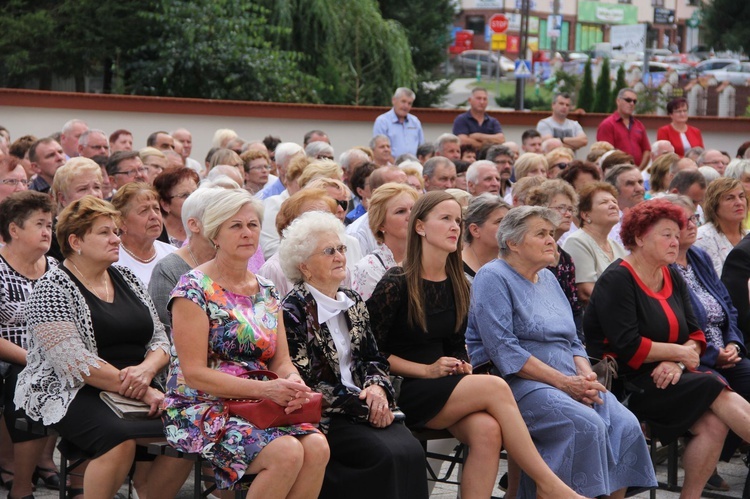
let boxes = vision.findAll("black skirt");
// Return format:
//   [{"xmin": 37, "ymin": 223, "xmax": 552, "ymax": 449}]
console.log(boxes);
[
  {"xmin": 626, "ymin": 369, "xmax": 726, "ymax": 444},
  {"xmin": 53, "ymin": 385, "xmax": 165, "ymax": 459},
  {"xmin": 321, "ymin": 415, "xmax": 428, "ymax": 499},
  {"xmin": 398, "ymin": 374, "xmax": 466, "ymax": 430}
]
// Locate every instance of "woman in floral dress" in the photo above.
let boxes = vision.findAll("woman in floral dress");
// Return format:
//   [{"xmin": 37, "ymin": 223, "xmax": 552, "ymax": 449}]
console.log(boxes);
[{"xmin": 162, "ymin": 189, "xmax": 328, "ymax": 496}]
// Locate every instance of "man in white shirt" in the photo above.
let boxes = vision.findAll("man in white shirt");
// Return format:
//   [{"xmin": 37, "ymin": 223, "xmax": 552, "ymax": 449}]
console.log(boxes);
[{"xmin": 537, "ymin": 93, "xmax": 588, "ymax": 151}]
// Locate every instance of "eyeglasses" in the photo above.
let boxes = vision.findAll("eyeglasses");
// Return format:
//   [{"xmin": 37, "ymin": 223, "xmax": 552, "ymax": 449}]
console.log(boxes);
[
  {"xmin": 551, "ymin": 162, "xmax": 569, "ymax": 170},
  {"xmin": 248, "ymin": 164, "xmax": 271, "ymax": 172},
  {"xmin": 145, "ymin": 163, "xmax": 164, "ymax": 172},
  {"xmin": 319, "ymin": 244, "xmax": 347, "ymax": 257},
  {"xmin": 113, "ymin": 167, "xmax": 148, "ymax": 177},
  {"xmin": 705, "ymin": 160, "xmax": 729, "ymax": 167},
  {"xmin": 335, "ymin": 199, "xmax": 349, "ymax": 211},
  {"xmin": 169, "ymin": 191, "xmax": 195, "ymax": 201},
  {"xmin": 550, "ymin": 204, "xmax": 577, "ymax": 215},
  {"xmin": 687, "ymin": 214, "xmax": 701, "ymax": 226},
  {"xmin": 622, "ymin": 97, "xmax": 638, "ymax": 104},
  {"xmin": 0, "ymin": 178, "xmax": 29, "ymax": 187}
]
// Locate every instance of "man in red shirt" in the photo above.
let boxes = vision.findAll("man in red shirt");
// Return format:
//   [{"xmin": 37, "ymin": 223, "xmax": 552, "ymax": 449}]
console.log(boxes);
[{"xmin": 596, "ymin": 88, "xmax": 651, "ymax": 170}]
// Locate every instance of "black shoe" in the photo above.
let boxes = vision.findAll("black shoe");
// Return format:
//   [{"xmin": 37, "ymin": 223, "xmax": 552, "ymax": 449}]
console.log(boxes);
[
  {"xmin": 498, "ymin": 472, "xmax": 508, "ymax": 491},
  {"xmin": 705, "ymin": 471, "xmax": 730, "ymax": 491},
  {"xmin": 32, "ymin": 467, "xmax": 61, "ymax": 491}
]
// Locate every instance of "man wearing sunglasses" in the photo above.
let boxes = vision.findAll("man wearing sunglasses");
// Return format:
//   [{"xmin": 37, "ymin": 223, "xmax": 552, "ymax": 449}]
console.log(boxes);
[{"xmin": 596, "ymin": 88, "xmax": 651, "ymax": 171}]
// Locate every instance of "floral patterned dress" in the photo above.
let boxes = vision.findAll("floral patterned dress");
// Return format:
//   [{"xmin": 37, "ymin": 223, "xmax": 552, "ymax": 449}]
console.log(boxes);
[{"xmin": 162, "ymin": 270, "xmax": 319, "ymax": 490}]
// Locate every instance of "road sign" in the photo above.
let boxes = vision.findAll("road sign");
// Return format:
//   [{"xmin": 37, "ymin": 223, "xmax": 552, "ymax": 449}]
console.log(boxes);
[
  {"xmin": 654, "ymin": 8, "xmax": 675, "ymax": 25},
  {"xmin": 489, "ymin": 14, "xmax": 509, "ymax": 34},
  {"xmin": 514, "ymin": 59, "xmax": 532, "ymax": 78},
  {"xmin": 491, "ymin": 33, "xmax": 507, "ymax": 51},
  {"xmin": 547, "ymin": 15, "xmax": 562, "ymax": 39}
]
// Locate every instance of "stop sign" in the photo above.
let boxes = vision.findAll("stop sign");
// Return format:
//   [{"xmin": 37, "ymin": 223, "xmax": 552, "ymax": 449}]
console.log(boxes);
[{"xmin": 489, "ymin": 14, "xmax": 509, "ymax": 34}]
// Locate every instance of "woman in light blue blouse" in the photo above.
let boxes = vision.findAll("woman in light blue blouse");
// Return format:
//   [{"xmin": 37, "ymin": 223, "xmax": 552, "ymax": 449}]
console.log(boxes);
[{"xmin": 466, "ymin": 205, "xmax": 656, "ymax": 499}]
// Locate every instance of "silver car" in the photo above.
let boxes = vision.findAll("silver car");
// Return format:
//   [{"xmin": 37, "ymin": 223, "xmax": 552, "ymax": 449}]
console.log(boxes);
[
  {"xmin": 704, "ymin": 62, "xmax": 750, "ymax": 85},
  {"xmin": 452, "ymin": 50, "xmax": 515, "ymax": 77}
]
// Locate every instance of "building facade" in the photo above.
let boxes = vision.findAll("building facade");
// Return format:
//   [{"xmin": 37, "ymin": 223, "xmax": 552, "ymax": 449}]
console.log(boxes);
[{"xmin": 454, "ymin": 0, "xmax": 700, "ymax": 55}]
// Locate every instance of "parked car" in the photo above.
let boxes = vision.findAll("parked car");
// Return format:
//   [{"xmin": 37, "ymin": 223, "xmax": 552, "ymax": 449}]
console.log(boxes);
[
  {"xmin": 452, "ymin": 50, "xmax": 515, "ymax": 77},
  {"xmin": 676, "ymin": 58, "xmax": 740, "ymax": 82},
  {"xmin": 704, "ymin": 62, "xmax": 750, "ymax": 85}
]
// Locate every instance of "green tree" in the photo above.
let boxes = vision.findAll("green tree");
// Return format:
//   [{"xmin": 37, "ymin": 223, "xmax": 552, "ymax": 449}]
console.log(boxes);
[
  {"xmin": 611, "ymin": 64, "xmax": 627, "ymax": 111},
  {"xmin": 703, "ymin": 0, "xmax": 750, "ymax": 51},
  {"xmin": 126, "ymin": 0, "xmax": 319, "ymax": 102},
  {"xmin": 593, "ymin": 58, "xmax": 611, "ymax": 113},
  {"xmin": 0, "ymin": 0, "xmax": 150, "ymax": 91},
  {"xmin": 377, "ymin": 0, "xmax": 455, "ymax": 107},
  {"xmin": 578, "ymin": 58, "xmax": 595, "ymax": 112},
  {"xmin": 265, "ymin": 0, "xmax": 416, "ymax": 106}
]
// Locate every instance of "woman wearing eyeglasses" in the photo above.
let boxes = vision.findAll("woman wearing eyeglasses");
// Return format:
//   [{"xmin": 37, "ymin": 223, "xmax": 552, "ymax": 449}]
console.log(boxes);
[
  {"xmin": 0, "ymin": 157, "xmax": 28, "ymax": 208},
  {"xmin": 241, "ymin": 149, "xmax": 275, "ymax": 195},
  {"xmin": 668, "ymin": 194, "xmax": 750, "ymax": 485},
  {"xmin": 657, "ymin": 98, "xmax": 704, "ymax": 158},
  {"xmin": 544, "ymin": 147, "xmax": 574, "ymax": 179},
  {"xmin": 153, "ymin": 168, "xmax": 200, "ymax": 248},
  {"xmin": 280, "ymin": 210, "xmax": 427, "ymax": 499},
  {"xmin": 527, "ymin": 179, "xmax": 584, "ymax": 342}
]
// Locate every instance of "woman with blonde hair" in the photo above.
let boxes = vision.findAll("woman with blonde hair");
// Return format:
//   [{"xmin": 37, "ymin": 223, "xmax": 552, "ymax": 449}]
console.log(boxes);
[
  {"xmin": 648, "ymin": 152, "xmax": 680, "ymax": 195},
  {"xmin": 513, "ymin": 153, "xmax": 548, "ymax": 181},
  {"xmin": 139, "ymin": 147, "xmax": 168, "ymax": 181},
  {"xmin": 544, "ymin": 147, "xmax": 575, "ymax": 179},
  {"xmin": 695, "ymin": 177, "xmax": 748, "ymax": 275},
  {"xmin": 207, "ymin": 148, "xmax": 243, "ymax": 172},
  {"xmin": 352, "ymin": 183, "xmax": 419, "ymax": 300}
]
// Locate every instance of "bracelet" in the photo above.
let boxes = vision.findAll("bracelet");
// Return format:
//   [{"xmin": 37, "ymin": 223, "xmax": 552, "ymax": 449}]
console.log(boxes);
[
  {"xmin": 732, "ymin": 344, "xmax": 742, "ymax": 355},
  {"xmin": 677, "ymin": 362, "xmax": 685, "ymax": 371}
]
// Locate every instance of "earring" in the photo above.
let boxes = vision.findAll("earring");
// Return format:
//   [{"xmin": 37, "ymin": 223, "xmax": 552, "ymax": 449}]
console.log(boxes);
[
  {"xmin": 77, "ymin": 249, "xmax": 82, "ymax": 256},
  {"xmin": 586, "ymin": 218, "xmax": 592, "ymax": 224},
  {"xmin": 417, "ymin": 232, "xmax": 425, "ymax": 237}
]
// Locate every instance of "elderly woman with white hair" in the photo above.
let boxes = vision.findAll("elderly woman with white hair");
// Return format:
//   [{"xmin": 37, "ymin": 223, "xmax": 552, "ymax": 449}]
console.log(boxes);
[
  {"xmin": 280, "ymin": 210, "xmax": 427, "ymax": 499},
  {"xmin": 163, "ymin": 189, "xmax": 329, "ymax": 496},
  {"xmin": 148, "ymin": 187, "xmax": 222, "ymax": 333},
  {"xmin": 304, "ymin": 141, "xmax": 335, "ymax": 161},
  {"xmin": 466, "ymin": 205, "xmax": 657, "ymax": 499}
]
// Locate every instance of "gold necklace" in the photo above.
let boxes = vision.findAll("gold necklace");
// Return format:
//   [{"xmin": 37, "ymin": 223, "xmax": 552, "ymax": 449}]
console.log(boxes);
[
  {"xmin": 70, "ymin": 261, "xmax": 110, "ymax": 301},
  {"xmin": 187, "ymin": 244, "xmax": 199, "ymax": 267},
  {"xmin": 120, "ymin": 242, "xmax": 157, "ymax": 263}
]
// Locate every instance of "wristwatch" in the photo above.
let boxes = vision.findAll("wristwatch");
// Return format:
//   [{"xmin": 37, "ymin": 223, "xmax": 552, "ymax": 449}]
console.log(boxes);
[{"xmin": 677, "ymin": 362, "xmax": 686, "ymax": 371}]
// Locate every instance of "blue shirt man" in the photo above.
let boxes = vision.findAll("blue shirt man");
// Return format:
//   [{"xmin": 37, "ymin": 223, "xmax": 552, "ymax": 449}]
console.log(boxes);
[
  {"xmin": 452, "ymin": 88, "xmax": 504, "ymax": 149},
  {"xmin": 372, "ymin": 87, "xmax": 424, "ymax": 157}
]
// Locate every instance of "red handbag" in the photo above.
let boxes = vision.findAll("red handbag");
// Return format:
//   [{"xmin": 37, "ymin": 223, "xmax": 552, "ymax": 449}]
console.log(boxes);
[{"xmin": 200, "ymin": 370, "xmax": 322, "ymax": 442}]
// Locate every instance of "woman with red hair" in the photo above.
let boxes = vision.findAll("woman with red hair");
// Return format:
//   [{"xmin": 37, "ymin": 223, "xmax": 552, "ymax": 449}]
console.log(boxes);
[{"xmin": 585, "ymin": 199, "xmax": 750, "ymax": 497}]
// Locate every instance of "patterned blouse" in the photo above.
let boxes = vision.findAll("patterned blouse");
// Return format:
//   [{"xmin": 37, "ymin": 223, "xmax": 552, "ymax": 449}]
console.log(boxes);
[{"xmin": 675, "ymin": 262, "xmax": 727, "ymax": 349}]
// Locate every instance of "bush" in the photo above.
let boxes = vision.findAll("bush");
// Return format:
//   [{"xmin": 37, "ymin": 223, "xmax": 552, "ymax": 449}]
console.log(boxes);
[
  {"xmin": 593, "ymin": 58, "xmax": 611, "ymax": 113},
  {"xmin": 578, "ymin": 58, "xmax": 594, "ymax": 112}
]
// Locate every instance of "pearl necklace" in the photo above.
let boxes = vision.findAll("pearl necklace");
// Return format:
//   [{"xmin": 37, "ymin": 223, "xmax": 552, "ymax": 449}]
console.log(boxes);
[
  {"xmin": 70, "ymin": 261, "xmax": 110, "ymax": 301},
  {"xmin": 120, "ymin": 243, "xmax": 157, "ymax": 263}
]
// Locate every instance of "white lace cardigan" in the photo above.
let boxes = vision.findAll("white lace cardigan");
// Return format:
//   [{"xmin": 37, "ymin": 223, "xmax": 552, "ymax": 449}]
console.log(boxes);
[{"xmin": 14, "ymin": 265, "xmax": 170, "ymax": 425}]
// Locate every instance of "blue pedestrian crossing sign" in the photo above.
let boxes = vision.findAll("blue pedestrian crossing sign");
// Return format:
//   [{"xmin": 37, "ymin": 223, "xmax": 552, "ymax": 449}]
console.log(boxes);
[{"xmin": 515, "ymin": 59, "xmax": 532, "ymax": 78}]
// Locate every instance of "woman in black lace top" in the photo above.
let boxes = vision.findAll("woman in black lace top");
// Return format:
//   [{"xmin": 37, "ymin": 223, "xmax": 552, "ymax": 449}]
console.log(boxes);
[{"xmin": 367, "ymin": 192, "xmax": 584, "ymax": 499}]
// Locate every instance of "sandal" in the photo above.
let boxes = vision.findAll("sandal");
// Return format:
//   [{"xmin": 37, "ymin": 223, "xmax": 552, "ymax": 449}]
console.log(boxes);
[
  {"xmin": 0, "ymin": 466, "xmax": 14, "ymax": 491},
  {"xmin": 32, "ymin": 466, "xmax": 61, "ymax": 490}
]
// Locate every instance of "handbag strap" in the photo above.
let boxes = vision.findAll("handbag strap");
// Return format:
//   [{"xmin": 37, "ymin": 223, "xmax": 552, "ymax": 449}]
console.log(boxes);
[
  {"xmin": 199, "ymin": 401, "xmax": 229, "ymax": 444},
  {"xmin": 236, "ymin": 369, "xmax": 278, "ymax": 381}
]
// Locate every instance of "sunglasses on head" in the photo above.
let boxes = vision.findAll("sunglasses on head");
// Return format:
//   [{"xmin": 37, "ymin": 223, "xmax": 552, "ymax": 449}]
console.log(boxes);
[
  {"xmin": 336, "ymin": 199, "xmax": 349, "ymax": 211},
  {"xmin": 552, "ymin": 162, "xmax": 569, "ymax": 170},
  {"xmin": 622, "ymin": 97, "xmax": 637, "ymax": 104}
]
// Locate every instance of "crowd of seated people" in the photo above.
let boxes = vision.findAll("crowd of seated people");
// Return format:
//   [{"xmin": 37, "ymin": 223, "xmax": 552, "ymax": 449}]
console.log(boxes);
[{"xmin": 0, "ymin": 85, "xmax": 750, "ymax": 498}]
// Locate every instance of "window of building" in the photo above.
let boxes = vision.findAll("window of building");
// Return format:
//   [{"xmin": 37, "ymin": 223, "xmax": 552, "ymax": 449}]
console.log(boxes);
[
  {"xmin": 465, "ymin": 15, "xmax": 485, "ymax": 33},
  {"xmin": 617, "ymin": 0, "xmax": 631, "ymax": 4},
  {"xmin": 651, "ymin": 0, "xmax": 664, "ymax": 6},
  {"xmin": 687, "ymin": 0, "xmax": 699, "ymax": 5}
]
